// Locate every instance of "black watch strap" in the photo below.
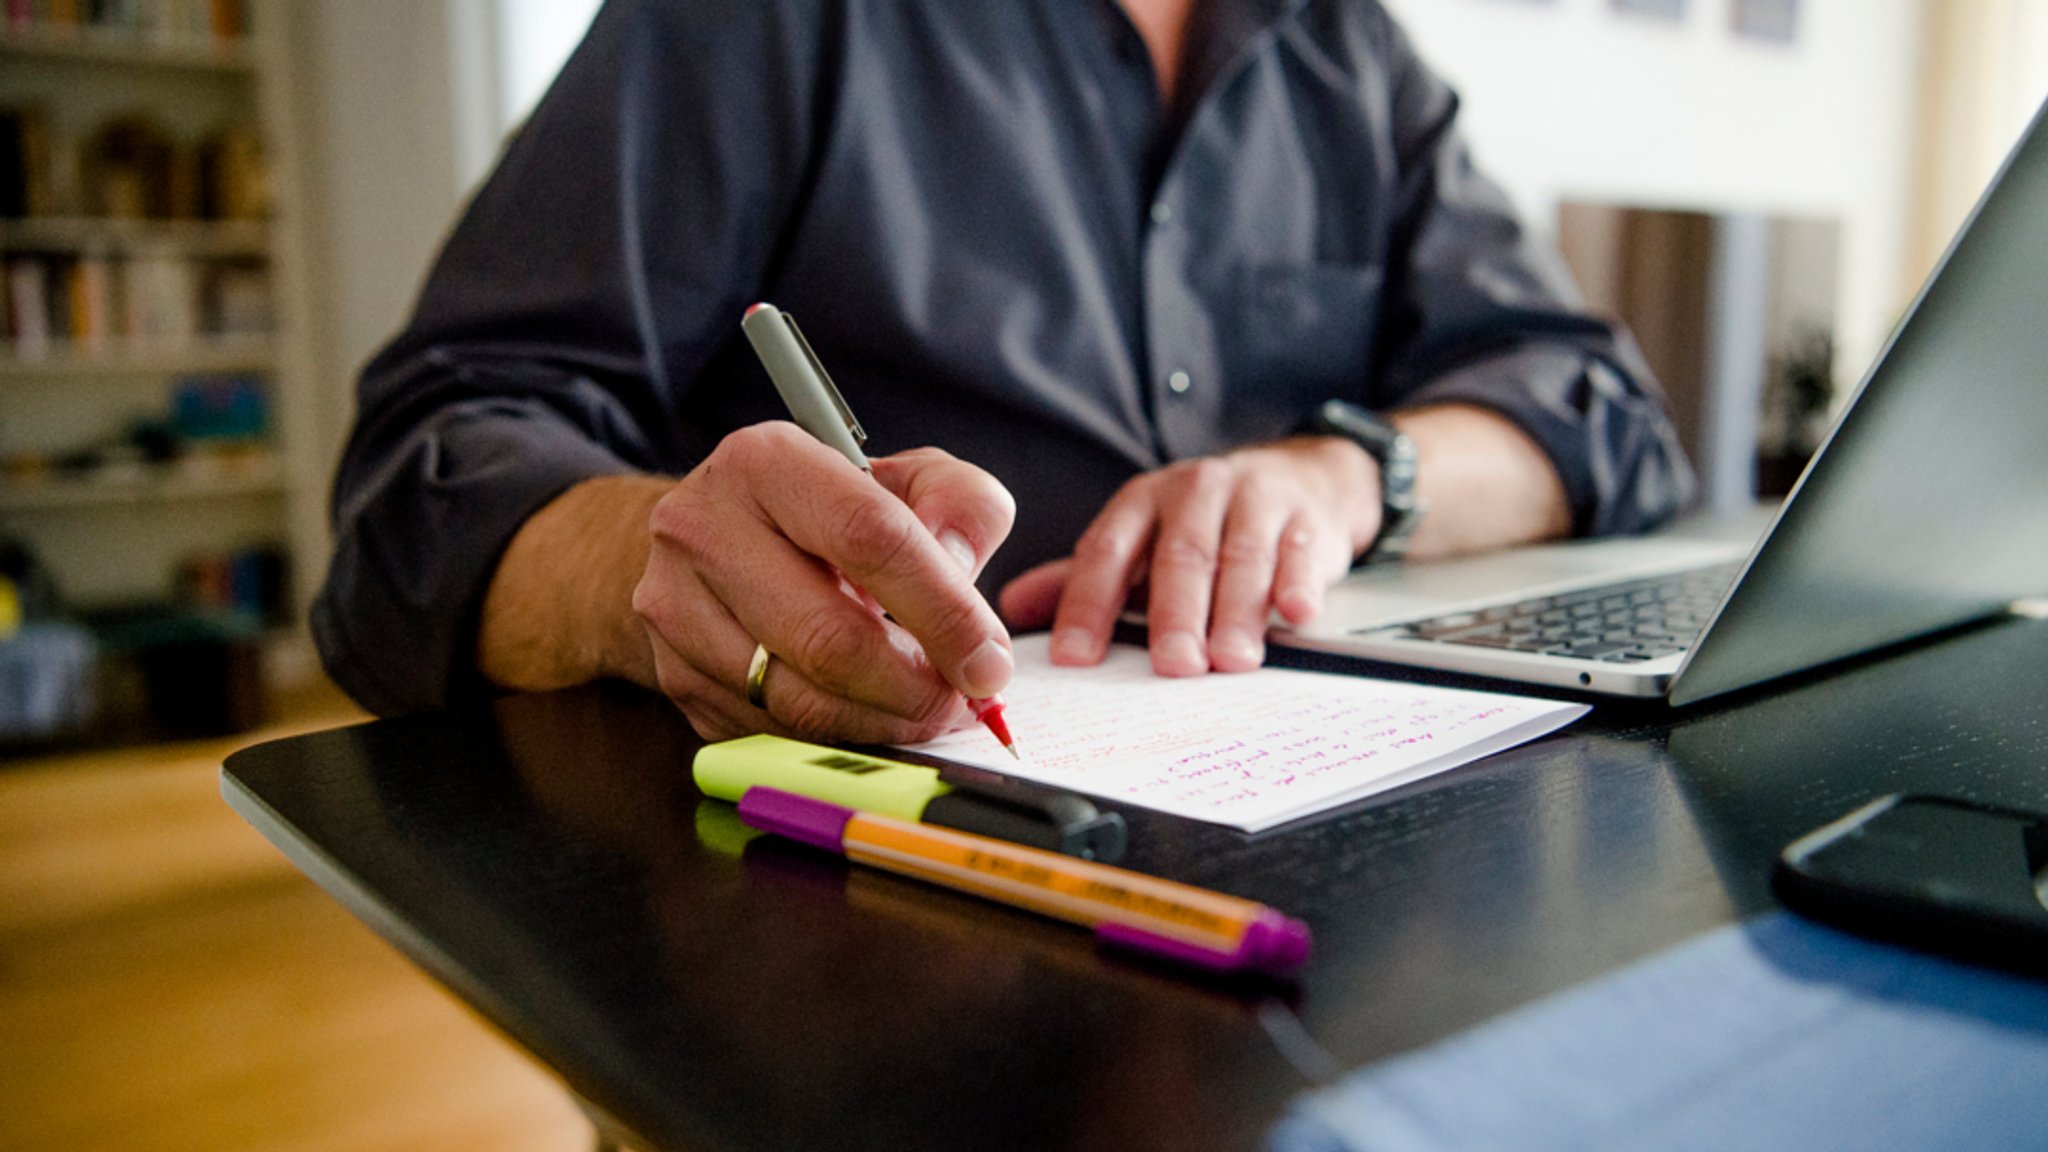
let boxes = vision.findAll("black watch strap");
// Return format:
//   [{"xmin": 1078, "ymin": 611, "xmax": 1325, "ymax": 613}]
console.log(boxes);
[{"xmin": 1309, "ymin": 399, "xmax": 1426, "ymax": 564}]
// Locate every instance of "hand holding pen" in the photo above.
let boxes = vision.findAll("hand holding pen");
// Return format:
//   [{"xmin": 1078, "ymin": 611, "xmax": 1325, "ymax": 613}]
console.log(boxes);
[
  {"xmin": 628, "ymin": 306, "xmax": 1020, "ymax": 747},
  {"xmin": 740, "ymin": 303, "xmax": 1020, "ymax": 754}
]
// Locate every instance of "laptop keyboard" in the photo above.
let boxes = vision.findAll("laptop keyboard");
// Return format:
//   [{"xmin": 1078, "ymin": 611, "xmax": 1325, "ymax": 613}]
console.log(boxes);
[{"xmin": 1388, "ymin": 562, "xmax": 1743, "ymax": 664}]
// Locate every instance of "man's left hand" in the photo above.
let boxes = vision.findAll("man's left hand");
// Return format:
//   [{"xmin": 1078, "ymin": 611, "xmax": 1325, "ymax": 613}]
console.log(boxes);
[{"xmin": 998, "ymin": 437, "xmax": 1379, "ymax": 675}]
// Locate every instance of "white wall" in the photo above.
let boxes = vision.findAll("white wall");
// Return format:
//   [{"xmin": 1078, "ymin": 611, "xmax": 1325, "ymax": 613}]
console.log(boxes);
[
  {"xmin": 1380, "ymin": 0, "xmax": 1922, "ymax": 399},
  {"xmin": 289, "ymin": 0, "xmax": 600, "ymax": 424},
  {"xmin": 496, "ymin": 0, "xmax": 602, "ymax": 131},
  {"xmin": 291, "ymin": 0, "xmax": 475, "ymax": 423}
]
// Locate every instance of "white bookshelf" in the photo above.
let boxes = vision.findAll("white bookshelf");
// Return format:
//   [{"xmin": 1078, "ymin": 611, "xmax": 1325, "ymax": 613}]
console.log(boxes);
[
  {"xmin": 0, "ymin": 2, "xmax": 321, "ymax": 683},
  {"xmin": 0, "ymin": 215, "xmax": 270, "ymax": 257},
  {"xmin": 0, "ymin": 336, "xmax": 278, "ymax": 377},
  {"xmin": 0, "ymin": 452, "xmax": 285, "ymax": 513},
  {"xmin": 0, "ymin": 21, "xmax": 257, "ymax": 73}
]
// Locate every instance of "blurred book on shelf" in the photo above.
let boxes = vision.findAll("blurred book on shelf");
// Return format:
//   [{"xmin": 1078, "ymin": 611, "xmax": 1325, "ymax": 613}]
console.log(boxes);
[
  {"xmin": 119, "ymin": 252, "xmax": 198, "ymax": 342},
  {"xmin": 2, "ymin": 91, "xmax": 273, "ymax": 360},
  {"xmin": 1, "ymin": 101, "xmax": 268, "ymax": 227},
  {"xmin": 0, "ymin": 105, "xmax": 54, "ymax": 218},
  {"xmin": 177, "ymin": 543, "xmax": 287, "ymax": 627},
  {"xmin": 204, "ymin": 260, "xmax": 271, "ymax": 332},
  {"xmin": 2, "ymin": 252, "xmax": 271, "ymax": 355},
  {"xmin": 198, "ymin": 122, "xmax": 266, "ymax": 219},
  {"xmin": 3, "ymin": 0, "xmax": 247, "ymax": 43},
  {"xmin": 85, "ymin": 113, "xmax": 186, "ymax": 218},
  {"xmin": 4, "ymin": 256, "xmax": 49, "ymax": 354}
]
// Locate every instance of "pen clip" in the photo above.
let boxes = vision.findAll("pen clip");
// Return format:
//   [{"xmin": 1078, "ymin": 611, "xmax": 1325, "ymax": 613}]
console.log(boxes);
[{"xmin": 781, "ymin": 313, "xmax": 866, "ymax": 449}]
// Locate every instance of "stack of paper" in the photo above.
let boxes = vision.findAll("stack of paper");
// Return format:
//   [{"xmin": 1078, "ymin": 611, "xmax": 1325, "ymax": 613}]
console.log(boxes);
[{"xmin": 904, "ymin": 635, "xmax": 1588, "ymax": 833}]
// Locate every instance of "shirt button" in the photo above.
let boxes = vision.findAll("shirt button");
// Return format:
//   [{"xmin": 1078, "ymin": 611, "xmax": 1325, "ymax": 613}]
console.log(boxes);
[
  {"xmin": 1167, "ymin": 370, "xmax": 1192, "ymax": 394},
  {"xmin": 1150, "ymin": 202, "xmax": 1174, "ymax": 227}
]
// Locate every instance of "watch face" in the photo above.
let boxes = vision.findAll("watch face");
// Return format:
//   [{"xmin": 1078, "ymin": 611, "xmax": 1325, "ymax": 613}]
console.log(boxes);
[
  {"xmin": 1313, "ymin": 400, "xmax": 1423, "ymax": 562},
  {"xmin": 1382, "ymin": 439, "xmax": 1419, "ymax": 496},
  {"xmin": 1368, "ymin": 501, "xmax": 1424, "ymax": 563}
]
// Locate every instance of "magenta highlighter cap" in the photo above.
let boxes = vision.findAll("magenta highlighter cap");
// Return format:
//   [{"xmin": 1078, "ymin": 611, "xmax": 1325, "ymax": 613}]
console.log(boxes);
[
  {"xmin": 737, "ymin": 787, "xmax": 855, "ymax": 853},
  {"xmin": 1096, "ymin": 908, "xmax": 1312, "ymax": 977}
]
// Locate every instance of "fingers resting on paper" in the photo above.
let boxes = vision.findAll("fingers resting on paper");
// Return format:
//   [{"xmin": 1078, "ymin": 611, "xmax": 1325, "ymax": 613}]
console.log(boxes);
[{"xmin": 999, "ymin": 439, "xmax": 1373, "ymax": 678}]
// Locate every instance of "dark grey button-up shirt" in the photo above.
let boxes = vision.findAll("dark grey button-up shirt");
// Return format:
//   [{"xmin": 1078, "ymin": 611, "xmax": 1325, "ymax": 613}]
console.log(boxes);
[{"xmin": 316, "ymin": 0, "xmax": 1694, "ymax": 715}]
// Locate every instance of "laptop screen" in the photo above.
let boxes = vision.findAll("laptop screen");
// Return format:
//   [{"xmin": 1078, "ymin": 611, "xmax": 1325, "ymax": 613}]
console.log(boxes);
[{"xmin": 1673, "ymin": 97, "xmax": 2048, "ymax": 705}]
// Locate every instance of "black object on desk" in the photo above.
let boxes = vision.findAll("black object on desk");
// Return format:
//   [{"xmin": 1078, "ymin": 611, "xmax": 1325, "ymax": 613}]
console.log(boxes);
[
  {"xmin": 1775, "ymin": 793, "xmax": 2048, "ymax": 978},
  {"xmin": 223, "ymin": 614, "xmax": 2048, "ymax": 1152},
  {"xmin": 930, "ymin": 757, "xmax": 1129, "ymax": 861}
]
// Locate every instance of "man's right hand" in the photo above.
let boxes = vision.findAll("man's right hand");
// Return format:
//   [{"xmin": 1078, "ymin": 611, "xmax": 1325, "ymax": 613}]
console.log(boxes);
[
  {"xmin": 481, "ymin": 423, "xmax": 1016, "ymax": 744},
  {"xmin": 629, "ymin": 423, "xmax": 1017, "ymax": 743}
]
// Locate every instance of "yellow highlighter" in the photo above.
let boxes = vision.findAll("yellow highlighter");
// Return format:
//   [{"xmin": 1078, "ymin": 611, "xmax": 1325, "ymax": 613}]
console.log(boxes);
[{"xmin": 693, "ymin": 735, "xmax": 1125, "ymax": 861}]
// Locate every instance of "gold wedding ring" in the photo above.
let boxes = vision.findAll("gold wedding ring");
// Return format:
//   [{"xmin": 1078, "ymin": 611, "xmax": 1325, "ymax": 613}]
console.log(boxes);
[{"xmin": 745, "ymin": 643, "xmax": 773, "ymax": 709}]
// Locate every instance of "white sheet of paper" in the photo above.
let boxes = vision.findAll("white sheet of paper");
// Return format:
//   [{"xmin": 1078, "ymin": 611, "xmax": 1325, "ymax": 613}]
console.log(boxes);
[{"xmin": 901, "ymin": 635, "xmax": 1589, "ymax": 833}]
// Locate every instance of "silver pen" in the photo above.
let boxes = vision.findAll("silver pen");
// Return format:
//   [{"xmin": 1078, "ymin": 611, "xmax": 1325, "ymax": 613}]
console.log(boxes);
[{"xmin": 741, "ymin": 303, "xmax": 870, "ymax": 472}]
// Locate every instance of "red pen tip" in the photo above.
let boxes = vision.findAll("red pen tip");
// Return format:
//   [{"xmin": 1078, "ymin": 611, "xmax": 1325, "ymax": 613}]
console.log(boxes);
[{"xmin": 969, "ymin": 697, "xmax": 1018, "ymax": 757}]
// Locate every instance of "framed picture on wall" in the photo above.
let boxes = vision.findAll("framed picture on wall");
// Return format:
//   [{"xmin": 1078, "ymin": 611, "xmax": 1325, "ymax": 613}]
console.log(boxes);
[
  {"xmin": 1732, "ymin": 0, "xmax": 1801, "ymax": 43},
  {"xmin": 1611, "ymin": 0, "xmax": 1687, "ymax": 20}
]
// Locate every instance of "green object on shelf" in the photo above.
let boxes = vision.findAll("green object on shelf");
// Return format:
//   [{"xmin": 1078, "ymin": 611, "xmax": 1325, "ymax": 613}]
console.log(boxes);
[{"xmin": 0, "ymin": 576, "xmax": 19, "ymax": 640}]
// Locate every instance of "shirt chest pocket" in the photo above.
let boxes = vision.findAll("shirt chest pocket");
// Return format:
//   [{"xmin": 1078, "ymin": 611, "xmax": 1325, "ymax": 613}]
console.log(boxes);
[{"xmin": 1222, "ymin": 263, "xmax": 1385, "ymax": 440}]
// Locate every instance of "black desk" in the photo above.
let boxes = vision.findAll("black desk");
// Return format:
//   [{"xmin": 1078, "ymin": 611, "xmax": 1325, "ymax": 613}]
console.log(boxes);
[{"xmin": 223, "ymin": 617, "xmax": 2048, "ymax": 1152}]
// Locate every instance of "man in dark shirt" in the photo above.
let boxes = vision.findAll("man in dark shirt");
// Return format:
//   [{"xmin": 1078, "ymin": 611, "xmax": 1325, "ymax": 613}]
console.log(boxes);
[{"xmin": 315, "ymin": 0, "xmax": 1693, "ymax": 742}]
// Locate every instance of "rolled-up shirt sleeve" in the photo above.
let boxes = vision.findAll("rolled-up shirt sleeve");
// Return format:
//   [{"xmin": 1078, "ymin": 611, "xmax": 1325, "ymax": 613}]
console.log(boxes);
[
  {"xmin": 312, "ymin": 0, "xmax": 822, "ymax": 714},
  {"xmin": 1367, "ymin": 10, "xmax": 1696, "ymax": 536}
]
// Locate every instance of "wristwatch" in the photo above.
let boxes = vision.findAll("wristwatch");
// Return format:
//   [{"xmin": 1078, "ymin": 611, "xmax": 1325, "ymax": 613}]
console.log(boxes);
[{"xmin": 1309, "ymin": 399, "xmax": 1425, "ymax": 564}]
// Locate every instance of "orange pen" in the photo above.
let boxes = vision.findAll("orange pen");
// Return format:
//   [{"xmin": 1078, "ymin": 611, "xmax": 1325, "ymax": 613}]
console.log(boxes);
[{"xmin": 737, "ymin": 786, "xmax": 1311, "ymax": 976}]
